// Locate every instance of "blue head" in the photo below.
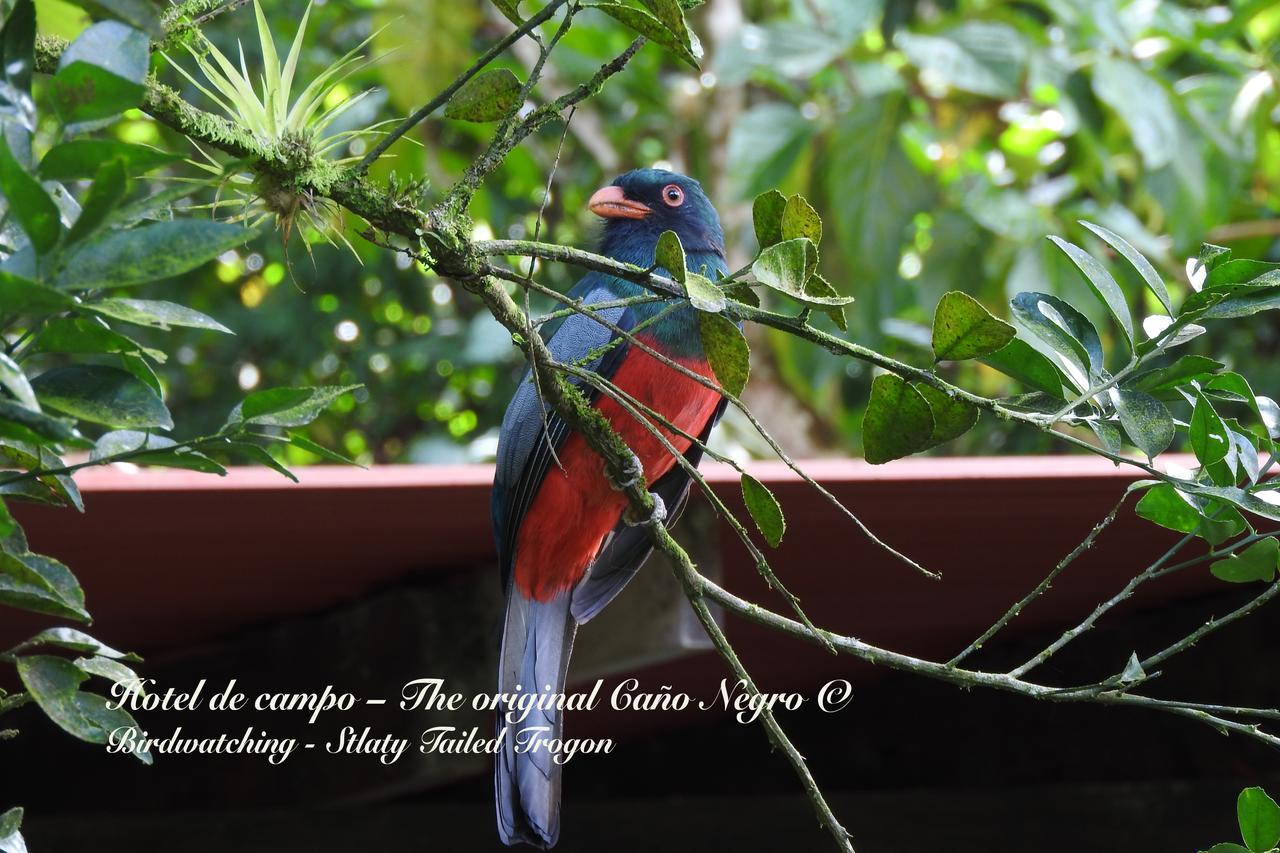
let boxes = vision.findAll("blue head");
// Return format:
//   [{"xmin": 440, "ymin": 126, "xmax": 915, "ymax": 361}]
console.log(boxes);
[{"xmin": 589, "ymin": 169, "xmax": 725, "ymax": 266}]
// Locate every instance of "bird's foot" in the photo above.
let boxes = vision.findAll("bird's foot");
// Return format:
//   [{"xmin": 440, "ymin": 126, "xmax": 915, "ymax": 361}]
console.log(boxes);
[
  {"xmin": 624, "ymin": 493, "xmax": 667, "ymax": 528},
  {"xmin": 607, "ymin": 451, "xmax": 645, "ymax": 491}
]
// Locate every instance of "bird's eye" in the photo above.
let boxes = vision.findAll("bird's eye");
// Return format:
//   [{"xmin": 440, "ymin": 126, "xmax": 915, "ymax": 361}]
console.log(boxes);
[{"xmin": 661, "ymin": 184, "xmax": 685, "ymax": 207}]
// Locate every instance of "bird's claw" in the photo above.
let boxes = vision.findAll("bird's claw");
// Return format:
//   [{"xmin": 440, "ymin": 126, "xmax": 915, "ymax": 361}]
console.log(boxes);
[
  {"xmin": 607, "ymin": 451, "xmax": 645, "ymax": 491},
  {"xmin": 624, "ymin": 493, "xmax": 667, "ymax": 528}
]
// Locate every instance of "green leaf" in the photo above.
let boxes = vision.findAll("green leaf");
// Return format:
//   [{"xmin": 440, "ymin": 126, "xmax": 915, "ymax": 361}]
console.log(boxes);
[
  {"xmin": 1202, "ymin": 845, "xmax": 1251, "ymax": 853},
  {"xmin": 32, "ymin": 364, "xmax": 172, "ymax": 429},
  {"xmin": 780, "ymin": 194, "xmax": 822, "ymax": 246},
  {"xmin": 286, "ymin": 432, "xmax": 362, "ymax": 466},
  {"xmin": 15, "ymin": 627, "xmax": 133, "ymax": 659},
  {"xmin": 443, "ymin": 68, "xmax": 522, "ymax": 122},
  {"xmin": 1091, "ymin": 57, "xmax": 1178, "ymax": 169},
  {"xmin": 730, "ymin": 103, "xmax": 813, "ymax": 199},
  {"xmin": 225, "ymin": 441, "xmax": 297, "ymax": 482},
  {"xmin": 36, "ymin": 317, "xmax": 164, "ymax": 361},
  {"xmin": 1205, "ymin": 259, "xmax": 1280, "ymax": 289},
  {"xmin": 0, "ymin": 549, "xmax": 88, "ymax": 621},
  {"xmin": 0, "ymin": 271, "xmax": 74, "ymax": 314},
  {"xmin": 931, "ymin": 291, "xmax": 1016, "ymax": 361},
  {"xmin": 1081, "ymin": 221, "xmax": 1172, "ymax": 316},
  {"xmin": 862, "ymin": 373, "xmax": 934, "ymax": 464},
  {"xmin": 751, "ymin": 189, "xmax": 786, "ymax": 249},
  {"xmin": 1196, "ymin": 243, "xmax": 1231, "ymax": 275},
  {"xmin": 741, "ymin": 473, "xmax": 784, "ymax": 547},
  {"xmin": 979, "ymin": 339, "xmax": 1065, "ymax": 398},
  {"xmin": 752, "ymin": 239, "xmax": 852, "ymax": 307},
  {"xmin": 1190, "ymin": 390, "xmax": 1231, "ymax": 468},
  {"xmin": 1010, "ymin": 291, "xmax": 1104, "ymax": 382},
  {"xmin": 228, "ymin": 384, "xmax": 360, "ymax": 428},
  {"xmin": 0, "ymin": 135, "xmax": 61, "ymax": 254},
  {"xmin": 1197, "ymin": 504, "xmax": 1247, "ymax": 548},
  {"xmin": 915, "ymin": 383, "xmax": 978, "ymax": 448},
  {"xmin": 55, "ymin": 220, "xmax": 253, "ymax": 289},
  {"xmin": 697, "ymin": 312, "xmax": 748, "ymax": 397},
  {"xmin": 1239, "ymin": 787, "xmax": 1280, "ymax": 853},
  {"xmin": 0, "ymin": 806, "xmax": 23, "ymax": 853},
  {"xmin": 0, "ymin": 0, "xmax": 36, "ymax": 135},
  {"xmin": 15, "ymin": 655, "xmax": 151, "ymax": 763},
  {"xmin": 66, "ymin": 157, "xmax": 128, "ymax": 246},
  {"xmin": 50, "ymin": 60, "xmax": 144, "ymax": 126},
  {"xmin": 84, "ymin": 298, "xmax": 232, "ymax": 333},
  {"xmin": 40, "ymin": 140, "xmax": 178, "ymax": 181},
  {"xmin": 0, "ymin": 351, "xmax": 37, "ymax": 411},
  {"xmin": 63, "ymin": 0, "xmax": 163, "ymax": 39},
  {"xmin": 490, "ymin": 0, "xmax": 523, "ymax": 25},
  {"xmin": 1130, "ymin": 355, "xmax": 1224, "ymax": 395},
  {"xmin": 895, "ymin": 22, "xmax": 1025, "ymax": 99},
  {"xmin": 1049, "ymin": 235, "xmax": 1135, "ymax": 349},
  {"xmin": 1135, "ymin": 483, "xmax": 1202, "ymax": 534},
  {"xmin": 74, "ymin": 654, "xmax": 145, "ymax": 696},
  {"xmin": 1113, "ymin": 388, "xmax": 1174, "ymax": 461},
  {"xmin": 92, "ymin": 431, "xmax": 225, "ymax": 473},
  {"xmin": 1204, "ymin": 373, "xmax": 1265, "ymax": 427},
  {"xmin": 804, "ymin": 274, "xmax": 849, "ymax": 330},
  {"xmin": 1210, "ymin": 538, "xmax": 1279, "ymax": 584},
  {"xmin": 591, "ymin": 3, "xmax": 698, "ymax": 68},
  {"xmin": 685, "ymin": 271, "xmax": 725, "ymax": 313},
  {"xmin": 654, "ymin": 230, "xmax": 686, "ymax": 284},
  {"xmin": 0, "ymin": 399, "xmax": 80, "ymax": 443},
  {"xmin": 637, "ymin": 0, "xmax": 689, "ymax": 44}
]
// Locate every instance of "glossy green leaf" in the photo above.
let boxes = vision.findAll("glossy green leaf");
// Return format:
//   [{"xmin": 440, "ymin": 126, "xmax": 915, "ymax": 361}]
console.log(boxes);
[
  {"xmin": 932, "ymin": 290, "xmax": 1016, "ymax": 361},
  {"xmin": 16, "ymin": 627, "xmax": 133, "ymax": 659},
  {"xmin": 0, "ymin": 0, "xmax": 36, "ymax": 134},
  {"xmin": 286, "ymin": 432, "xmax": 362, "ymax": 466},
  {"xmin": 1135, "ymin": 483, "xmax": 1202, "ymax": 534},
  {"xmin": 0, "ymin": 135, "xmax": 61, "ymax": 254},
  {"xmin": 1238, "ymin": 786, "xmax": 1280, "ymax": 853},
  {"xmin": 685, "ymin": 271, "xmax": 725, "ymax": 313},
  {"xmin": 1091, "ymin": 57, "xmax": 1177, "ymax": 169},
  {"xmin": 741, "ymin": 473, "xmax": 784, "ymax": 547},
  {"xmin": 753, "ymin": 238, "xmax": 851, "ymax": 306},
  {"xmin": 591, "ymin": 3, "xmax": 698, "ymax": 68},
  {"xmin": 40, "ymin": 140, "xmax": 178, "ymax": 181},
  {"xmin": 1202, "ymin": 844, "xmax": 1251, "ymax": 853},
  {"xmin": 36, "ymin": 317, "xmax": 164, "ymax": 361},
  {"xmin": 490, "ymin": 0, "xmax": 523, "ymax": 25},
  {"xmin": 780, "ymin": 194, "xmax": 822, "ymax": 245},
  {"xmin": 0, "ymin": 806, "xmax": 23, "ymax": 853},
  {"xmin": 228, "ymin": 384, "xmax": 360, "ymax": 428},
  {"xmin": 32, "ymin": 364, "xmax": 172, "ymax": 429},
  {"xmin": 1210, "ymin": 537, "xmax": 1279, "ymax": 584},
  {"xmin": 225, "ymin": 441, "xmax": 297, "ymax": 482},
  {"xmin": 1113, "ymin": 388, "xmax": 1174, "ymax": 461},
  {"xmin": 66, "ymin": 157, "xmax": 128, "ymax": 247},
  {"xmin": 915, "ymin": 383, "xmax": 978, "ymax": 448},
  {"xmin": 804, "ymin": 274, "xmax": 849, "ymax": 330},
  {"xmin": 1190, "ymin": 391, "xmax": 1231, "ymax": 468},
  {"xmin": 64, "ymin": 0, "xmax": 163, "ymax": 38},
  {"xmin": 1010, "ymin": 291, "xmax": 1104, "ymax": 381},
  {"xmin": 1081, "ymin": 221, "xmax": 1172, "ymax": 315},
  {"xmin": 697, "ymin": 312, "xmax": 748, "ymax": 397},
  {"xmin": 443, "ymin": 68, "xmax": 522, "ymax": 122},
  {"xmin": 74, "ymin": 654, "xmax": 145, "ymax": 696},
  {"xmin": 50, "ymin": 61, "xmax": 144, "ymax": 126},
  {"xmin": 979, "ymin": 339, "xmax": 1065, "ymax": 398},
  {"xmin": 1130, "ymin": 355, "xmax": 1224, "ymax": 394},
  {"xmin": 0, "ymin": 271, "xmax": 74, "ymax": 314},
  {"xmin": 15, "ymin": 655, "xmax": 151, "ymax": 762},
  {"xmin": 751, "ymin": 189, "xmax": 786, "ymax": 248},
  {"xmin": 638, "ymin": 0, "xmax": 689, "ymax": 43},
  {"xmin": 0, "ymin": 549, "xmax": 88, "ymax": 620},
  {"xmin": 1049, "ymin": 235, "xmax": 1134, "ymax": 348},
  {"xmin": 0, "ymin": 399, "xmax": 79, "ymax": 442},
  {"xmin": 654, "ymin": 230, "xmax": 686, "ymax": 284},
  {"xmin": 863, "ymin": 373, "xmax": 933, "ymax": 464},
  {"xmin": 84, "ymin": 298, "xmax": 232, "ymax": 333},
  {"xmin": 0, "ymin": 351, "xmax": 37, "ymax": 411},
  {"xmin": 55, "ymin": 220, "xmax": 253, "ymax": 289}
]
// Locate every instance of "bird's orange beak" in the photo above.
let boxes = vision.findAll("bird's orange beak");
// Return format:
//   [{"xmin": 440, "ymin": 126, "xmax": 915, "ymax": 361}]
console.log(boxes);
[{"xmin": 588, "ymin": 185, "xmax": 651, "ymax": 220}]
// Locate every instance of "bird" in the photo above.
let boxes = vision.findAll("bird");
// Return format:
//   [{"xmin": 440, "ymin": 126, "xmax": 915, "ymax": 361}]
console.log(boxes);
[{"xmin": 491, "ymin": 168, "xmax": 728, "ymax": 848}]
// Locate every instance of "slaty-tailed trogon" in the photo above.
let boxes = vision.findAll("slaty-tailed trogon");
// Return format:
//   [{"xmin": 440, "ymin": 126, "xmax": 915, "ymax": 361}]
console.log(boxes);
[{"xmin": 492, "ymin": 169, "xmax": 728, "ymax": 847}]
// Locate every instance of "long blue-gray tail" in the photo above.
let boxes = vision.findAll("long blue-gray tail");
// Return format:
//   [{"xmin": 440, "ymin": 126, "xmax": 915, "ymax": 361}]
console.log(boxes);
[{"xmin": 495, "ymin": 591, "xmax": 577, "ymax": 848}]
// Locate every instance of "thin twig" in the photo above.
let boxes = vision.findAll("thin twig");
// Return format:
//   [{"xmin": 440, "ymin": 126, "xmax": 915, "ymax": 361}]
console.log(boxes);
[
  {"xmin": 356, "ymin": 0, "xmax": 572, "ymax": 173},
  {"xmin": 949, "ymin": 495, "xmax": 1128, "ymax": 666}
]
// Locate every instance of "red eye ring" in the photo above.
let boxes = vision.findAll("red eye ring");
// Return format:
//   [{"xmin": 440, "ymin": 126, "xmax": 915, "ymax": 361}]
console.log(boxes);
[{"xmin": 661, "ymin": 184, "xmax": 685, "ymax": 207}]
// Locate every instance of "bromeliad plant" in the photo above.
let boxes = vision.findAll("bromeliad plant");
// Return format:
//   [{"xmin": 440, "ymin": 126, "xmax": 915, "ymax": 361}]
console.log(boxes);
[
  {"xmin": 167, "ymin": 0, "xmax": 381, "ymax": 247},
  {"xmin": 0, "ymin": 1, "xmax": 359, "ymax": 846}
]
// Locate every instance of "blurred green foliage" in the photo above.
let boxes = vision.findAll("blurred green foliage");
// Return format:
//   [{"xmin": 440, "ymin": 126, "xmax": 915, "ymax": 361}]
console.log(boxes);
[{"xmin": 31, "ymin": 0, "xmax": 1280, "ymax": 463}]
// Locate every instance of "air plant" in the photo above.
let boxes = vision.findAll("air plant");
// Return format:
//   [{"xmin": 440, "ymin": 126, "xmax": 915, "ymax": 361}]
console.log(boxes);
[{"xmin": 167, "ymin": 0, "xmax": 387, "ymax": 256}]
